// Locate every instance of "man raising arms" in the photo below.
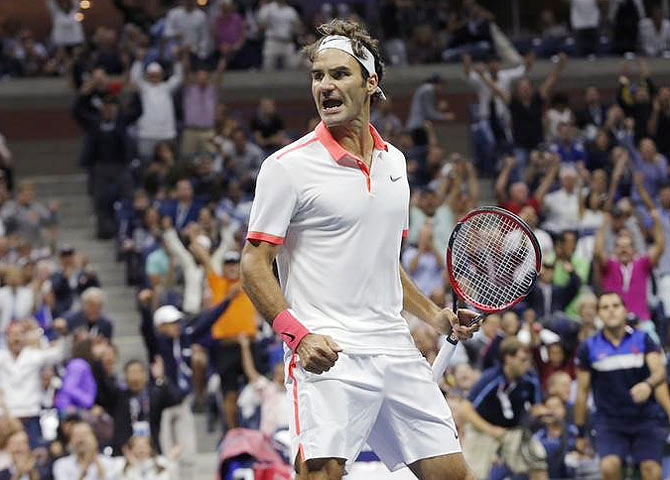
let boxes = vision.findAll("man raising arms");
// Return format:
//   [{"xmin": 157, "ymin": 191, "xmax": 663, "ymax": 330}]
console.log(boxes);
[{"xmin": 241, "ymin": 19, "xmax": 477, "ymax": 480}]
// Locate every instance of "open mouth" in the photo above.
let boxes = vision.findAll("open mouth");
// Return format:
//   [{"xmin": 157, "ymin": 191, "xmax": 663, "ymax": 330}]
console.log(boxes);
[{"xmin": 322, "ymin": 98, "xmax": 343, "ymax": 113}]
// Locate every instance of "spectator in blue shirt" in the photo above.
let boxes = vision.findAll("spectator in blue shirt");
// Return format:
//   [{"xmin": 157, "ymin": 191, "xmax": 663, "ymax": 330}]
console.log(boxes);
[
  {"xmin": 460, "ymin": 337, "xmax": 548, "ymax": 480},
  {"xmin": 549, "ymin": 122, "xmax": 587, "ymax": 164},
  {"xmin": 575, "ymin": 291, "xmax": 670, "ymax": 480},
  {"xmin": 532, "ymin": 394, "xmax": 578, "ymax": 479}
]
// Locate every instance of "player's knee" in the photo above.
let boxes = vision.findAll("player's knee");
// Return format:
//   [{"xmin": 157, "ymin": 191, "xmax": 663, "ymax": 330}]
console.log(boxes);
[
  {"xmin": 296, "ymin": 457, "xmax": 344, "ymax": 480},
  {"xmin": 600, "ymin": 456, "xmax": 622, "ymax": 479},
  {"xmin": 639, "ymin": 460, "xmax": 661, "ymax": 480}
]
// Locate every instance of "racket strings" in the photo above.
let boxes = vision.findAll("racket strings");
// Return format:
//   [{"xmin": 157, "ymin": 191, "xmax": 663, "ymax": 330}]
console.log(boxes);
[{"xmin": 451, "ymin": 212, "xmax": 537, "ymax": 309}]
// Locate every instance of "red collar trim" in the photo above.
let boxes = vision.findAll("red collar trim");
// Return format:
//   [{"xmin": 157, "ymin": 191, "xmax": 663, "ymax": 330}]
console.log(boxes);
[{"xmin": 314, "ymin": 122, "xmax": 388, "ymax": 164}]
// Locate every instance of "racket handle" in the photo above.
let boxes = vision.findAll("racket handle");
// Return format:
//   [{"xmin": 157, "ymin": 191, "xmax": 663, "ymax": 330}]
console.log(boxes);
[
  {"xmin": 431, "ymin": 313, "xmax": 487, "ymax": 382},
  {"xmin": 432, "ymin": 339, "xmax": 458, "ymax": 382}
]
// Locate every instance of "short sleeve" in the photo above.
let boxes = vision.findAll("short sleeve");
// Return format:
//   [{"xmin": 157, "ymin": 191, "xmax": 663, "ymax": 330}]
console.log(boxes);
[
  {"xmin": 247, "ymin": 159, "xmax": 298, "ymax": 244},
  {"xmin": 643, "ymin": 331, "xmax": 661, "ymax": 353},
  {"xmin": 575, "ymin": 341, "xmax": 591, "ymax": 370}
]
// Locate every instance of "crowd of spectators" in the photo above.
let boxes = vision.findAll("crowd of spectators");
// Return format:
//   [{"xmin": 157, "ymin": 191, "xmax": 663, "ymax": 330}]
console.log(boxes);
[
  {"xmin": 1, "ymin": 2, "xmax": 670, "ymax": 480},
  {"xmin": 3, "ymin": 0, "xmax": 670, "ymax": 80}
]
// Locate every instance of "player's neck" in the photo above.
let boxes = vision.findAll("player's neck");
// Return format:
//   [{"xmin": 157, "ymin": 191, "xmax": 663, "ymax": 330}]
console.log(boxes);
[
  {"xmin": 329, "ymin": 113, "xmax": 374, "ymax": 167},
  {"xmin": 603, "ymin": 325, "xmax": 625, "ymax": 344}
]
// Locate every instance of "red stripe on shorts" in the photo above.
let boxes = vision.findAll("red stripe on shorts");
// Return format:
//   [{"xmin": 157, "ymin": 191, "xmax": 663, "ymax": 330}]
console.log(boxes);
[{"xmin": 288, "ymin": 353, "xmax": 305, "ymax": 462}]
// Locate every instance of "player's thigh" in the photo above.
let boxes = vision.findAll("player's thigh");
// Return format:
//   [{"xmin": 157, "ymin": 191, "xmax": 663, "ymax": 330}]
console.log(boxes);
[
  {"xmin": 288, "ymin": 354, "xmax": 384, "ymax": 466},
  {"xmin": 295, "ymin": 456, "xmax": 345, "ymax": 480},
  {"xmin": 367, "ymin": 355, "xmax": 460, "ymax": 470},
  {"xmin": 408, "ymin": 452, "xmax": 475, "ymax": 480},
  {"xmin": 631, "ymin": 423, "xmax": 666, "ymax": 468},
  {"xmin": 593, "ymin": 420, "xmax": 629, "ymax": 461}
]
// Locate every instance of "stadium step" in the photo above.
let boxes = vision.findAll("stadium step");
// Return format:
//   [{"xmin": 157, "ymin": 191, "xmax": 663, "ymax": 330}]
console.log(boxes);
[{"xmin": 26, "ymin": 172, "xmax": 221, "ymax": 473}]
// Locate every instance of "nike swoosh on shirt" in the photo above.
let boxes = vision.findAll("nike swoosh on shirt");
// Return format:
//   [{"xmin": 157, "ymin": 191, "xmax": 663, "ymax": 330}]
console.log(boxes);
[{"xmin": 390, "ymin": 175, "xmax": 402, "ymax": 182}]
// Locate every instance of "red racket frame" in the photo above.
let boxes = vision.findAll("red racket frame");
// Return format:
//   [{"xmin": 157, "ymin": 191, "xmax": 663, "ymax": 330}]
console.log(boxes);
[{"xmin": 445, "ymin": 206, "xmax": 542, "ymax": 313}]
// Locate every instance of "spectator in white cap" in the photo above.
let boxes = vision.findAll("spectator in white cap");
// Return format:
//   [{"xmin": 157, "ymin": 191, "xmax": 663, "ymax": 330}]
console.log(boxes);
[
  {"xmin": 130, "ymin": 48, "xmax": 186, "ymax": 161},
  {"xmin": 153, "ymin": 293, "xmax": 239, "ymax": 478}
]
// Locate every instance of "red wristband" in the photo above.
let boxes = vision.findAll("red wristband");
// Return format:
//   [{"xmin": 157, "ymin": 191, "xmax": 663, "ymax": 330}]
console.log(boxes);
[{"xmin": 272, "ymin": 309, "xmax": 310, "ymax": 351}]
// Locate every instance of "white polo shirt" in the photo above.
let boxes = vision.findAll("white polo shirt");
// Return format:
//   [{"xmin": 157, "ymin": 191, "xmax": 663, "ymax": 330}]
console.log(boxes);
[{"xmin": 247, "ymin": 122, "xmax": 416, "ymax": 355}]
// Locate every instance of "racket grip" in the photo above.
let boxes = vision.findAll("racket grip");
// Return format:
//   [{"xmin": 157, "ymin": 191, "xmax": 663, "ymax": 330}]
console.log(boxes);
[
  {"xmin": 432, "ymin": 340, "xmax": 457, "ymax": 382},
  {"xmin": 431, "ymin": 313, "xmax": 487, "ymax": 382}
]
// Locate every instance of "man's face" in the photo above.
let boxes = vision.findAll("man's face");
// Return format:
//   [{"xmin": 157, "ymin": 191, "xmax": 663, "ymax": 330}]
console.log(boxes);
[
  {"xmin": 130, "ymin": 436, "xmax": 152, "ymax": 460},
  {"xmin": 125, "ymin": 362, "xmax": 147, "ymax": 393},
  {"xmin": 561, "ymin": 172, "xmax": 576, "ymax": 191},
  {"xmin": 640, "ymin": 138, "xmax": 657, "ymax": 161},
  {"xmin": 147, "ymin": 71, "xmax": 163, "ymax": 84},
  {"xmin": 70, "ymin": 424, "xmax": 95, "ymax": 456},
  {"xmin": 7, "ymin": 324, "xmax": 24, "ymax": 353},
  {"xmin": 176, "ymin": 180, "xmax": 193, "ymax": 203},
  {"xmin": 17, "ymin": 186, "xmax": 34, "ymax": 205},
  {"xmin": 158, "ymin": 322, "xmax": 180, "ymax": 338},
  {"xmin": 501, "ymin": 312, "xmax": 519, "ymax": 336},
  {"xmin": 83, "ymin": 298, "xmax": 102, "ymax": 321},
  {"xmin": 544, "ymin": 396, "xmax": 566, "ymax": 421},
  {"xmin": 419, "ymin": 191, "xmax": 438, "ymax": 216},
  {"xmin": 598, "ymin": 293, "xmax": 627, "ymax": 330},
  {"xmin": 517, "ymin": 79, "xmax": 532, "ymax": 100},
  {"xmin": 311, "ymin": 49, "xmax": 375, "ymax": 128},
  {"xmin": 578, "ymin": 297, "xmax": 597, "ymax": 324},
  {"xmin": 232, "ymin": 130, "xmax": 246, "ymax": 150},
  {"xmin": 586, "ymin": 87, "xmax": 599, "ymax": 105},
  {"xmin": 547, "ymin": 372, "xmax": 571, "ymax": 403},
  {"xmin": 615, "ymin": 234, "xmax": 635, "ymax": 264},
  {"xmin": 6, "ymin": 431, "xmax": 30, "ymax": 457},
  {"xmin": 223, "ymin": 261, "xmax": 240, "ymax": 280},
  {"xmin": 259, "ymin": 98, "xmax": 275, "ymax": 116},
  {"xmin": 195, "ymin": 69, "xmax": 209, "ymax": 87},
  {"xmin": 561, "ymin": 232, "xmax": 577, "ymax": 257},
  {"xmin": 505, "ymin": 348, "xmax": 531, "ymax": 378},
  {"xmin": 547, "ymin": 343, "xmax": 564, "ymax": 366},
  {"xmin": 540, "ymin": 263, "xmax": 554, "ymax": 283},
  {"xmin": 509, "ymin": 182, "xmax": 529, "ymax": 204}
]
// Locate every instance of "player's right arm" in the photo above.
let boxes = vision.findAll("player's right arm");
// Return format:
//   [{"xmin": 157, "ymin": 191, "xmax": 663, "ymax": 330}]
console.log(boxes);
[
  {"xmin": 242, "ymin": 158, "xmax": 341, "ymax": 374},
  {"xmin": 241, "ymin": 240, "xmax": 342, "ymax": 374}
]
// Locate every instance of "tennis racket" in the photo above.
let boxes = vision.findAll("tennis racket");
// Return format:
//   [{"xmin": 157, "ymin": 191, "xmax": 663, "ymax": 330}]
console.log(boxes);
[{"xmin": 431, "ymin": 206, "xmax": 542, "ymax": 382}]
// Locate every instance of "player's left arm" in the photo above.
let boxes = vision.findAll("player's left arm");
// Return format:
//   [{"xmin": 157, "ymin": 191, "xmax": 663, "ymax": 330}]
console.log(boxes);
[
  {"xmin": 630, "ymin": 349, "xmax": 667, "ymax": 404},
  {"xmin": 399, "ymin": 265, "xmax": 478, "ymax": 340}
]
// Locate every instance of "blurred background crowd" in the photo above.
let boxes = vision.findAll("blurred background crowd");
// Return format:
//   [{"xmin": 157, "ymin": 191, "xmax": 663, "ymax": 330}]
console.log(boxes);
[{"xmin": 1, "ymin": 0, "xmax": 670, "ymax": 479}]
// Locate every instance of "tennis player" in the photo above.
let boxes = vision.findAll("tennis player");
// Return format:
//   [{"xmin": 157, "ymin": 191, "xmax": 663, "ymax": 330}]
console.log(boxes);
[
  {"xmin": 575, "ymin": 292, "xmax": 669, "ymax": 480},
  {"xmin": 241, "ymin": 19, "xmax": 478, "ymax": 480}
]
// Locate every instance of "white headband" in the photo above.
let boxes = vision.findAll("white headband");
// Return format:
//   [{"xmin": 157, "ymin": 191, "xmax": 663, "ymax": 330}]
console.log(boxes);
[{"xmin": 317, "ymin": 35, "xmax": 386, "ymax": 100}]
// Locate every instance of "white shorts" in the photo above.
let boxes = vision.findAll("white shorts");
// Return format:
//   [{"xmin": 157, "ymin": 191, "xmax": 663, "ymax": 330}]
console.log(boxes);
[{"xmin": 285, "ymin": 351, "xmax": 461, "ymax": 473}]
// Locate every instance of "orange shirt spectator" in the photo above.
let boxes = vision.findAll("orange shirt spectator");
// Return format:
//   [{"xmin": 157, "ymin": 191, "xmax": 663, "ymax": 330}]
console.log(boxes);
[{"xmin": 208, "ymin": 251, "xmax": 257, "ymax": 339}]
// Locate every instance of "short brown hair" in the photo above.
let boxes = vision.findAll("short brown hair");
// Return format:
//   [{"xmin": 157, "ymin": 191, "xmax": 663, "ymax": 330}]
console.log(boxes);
[
  {"xmin": 499, "ymin": 336, "xmax": 528, "ymax": 362},
  {"xmin": 303, "ymin": 19, "xmax": 385, "ymax": 102}
]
